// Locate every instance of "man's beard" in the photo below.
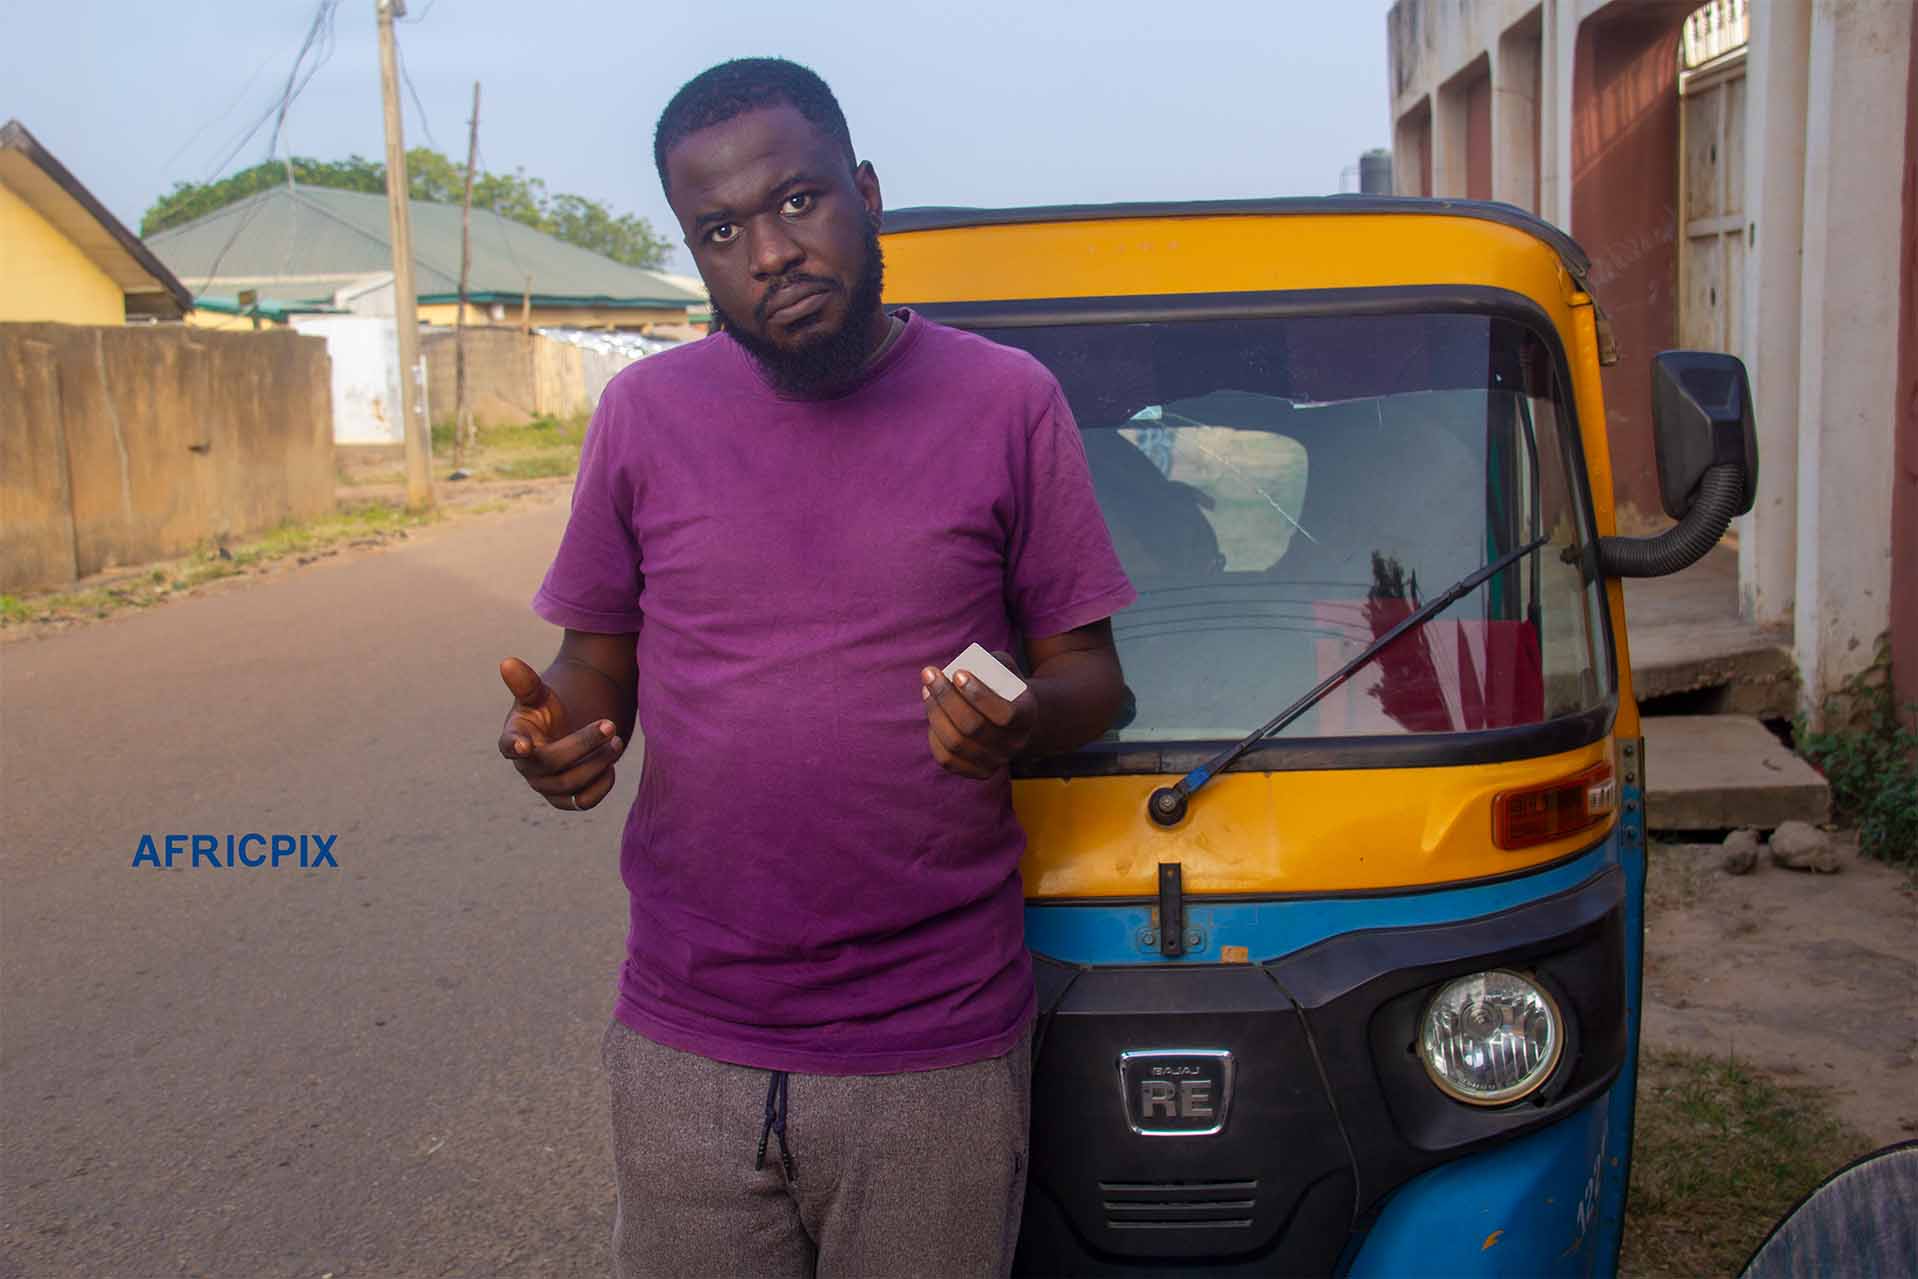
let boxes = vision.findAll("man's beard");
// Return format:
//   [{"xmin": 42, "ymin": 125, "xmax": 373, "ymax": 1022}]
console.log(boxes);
[{"xmin": 713, "ymin": 224, "xmax": 886, "ymax": 396}]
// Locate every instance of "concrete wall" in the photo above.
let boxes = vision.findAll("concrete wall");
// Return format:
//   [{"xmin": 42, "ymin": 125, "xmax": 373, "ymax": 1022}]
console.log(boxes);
[
  {"xmin": 0, "ymin": 182, "xmax": 124, "ymax": 325},
  {"xmin": 1390, "ymin": 0, "xmax": 1548, "ymax": 208},
  {"xmin": 414, "ymin": 302, "xmax": 691, "ymax": 330},
  {"xmin": 0, "ymin": 325, "xmax": 333, "ymax": 592},
  {"xmin": 421, "ymin": 327, "xmax": 596, "ymax": 427}
]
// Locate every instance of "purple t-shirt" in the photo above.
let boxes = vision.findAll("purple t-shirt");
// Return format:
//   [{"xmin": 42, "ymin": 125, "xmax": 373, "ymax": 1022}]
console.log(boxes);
[{"xmin": 532, "ymin": 309, "xmax": 1135, "ymax": 1074}]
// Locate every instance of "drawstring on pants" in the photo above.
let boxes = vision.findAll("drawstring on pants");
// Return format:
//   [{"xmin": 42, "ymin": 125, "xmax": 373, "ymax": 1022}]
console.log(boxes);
[{"xmin": 755, "ymin": 1070, "xmax": 797, "ymax": 1184}]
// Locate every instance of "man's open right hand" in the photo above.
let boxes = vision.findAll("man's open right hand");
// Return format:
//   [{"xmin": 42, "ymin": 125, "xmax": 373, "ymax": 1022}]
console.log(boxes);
[{"xmin": 498, "ymin": 656, "xmax": 626, "ymax": 811}]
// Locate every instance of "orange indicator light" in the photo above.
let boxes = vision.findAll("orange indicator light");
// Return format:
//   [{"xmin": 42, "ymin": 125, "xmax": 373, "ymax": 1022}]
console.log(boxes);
[{"xmin": 1492, "ymin": 763, "xmax": 1617, "ymax": 850}]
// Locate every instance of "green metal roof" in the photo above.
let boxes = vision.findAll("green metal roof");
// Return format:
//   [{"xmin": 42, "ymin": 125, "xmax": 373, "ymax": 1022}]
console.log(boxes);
[
  {"xmin": 192, "ymin": 288, "xmax": 343, "ymax": 321},
  {"xmin": 147, "ymin": 185, "xmax": 702, "ymax": 311}
]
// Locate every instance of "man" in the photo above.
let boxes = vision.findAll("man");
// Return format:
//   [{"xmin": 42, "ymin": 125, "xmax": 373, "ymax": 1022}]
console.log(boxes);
[{"xmin": 496, "ymin": 57, "xmax": 1134, "ymax": 1279}]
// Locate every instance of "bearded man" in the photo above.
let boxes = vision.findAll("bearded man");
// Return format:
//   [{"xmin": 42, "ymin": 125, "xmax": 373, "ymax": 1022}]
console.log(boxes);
[{"xmin": 495, "ymin": 57, "xmax": 1134, "ymax": 1279}]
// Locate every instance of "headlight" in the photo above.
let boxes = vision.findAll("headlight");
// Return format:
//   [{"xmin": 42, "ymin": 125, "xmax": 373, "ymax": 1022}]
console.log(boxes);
[{"xmin": 1418, "ymin": 970, "xmax": 1563, "ymax": 1105}]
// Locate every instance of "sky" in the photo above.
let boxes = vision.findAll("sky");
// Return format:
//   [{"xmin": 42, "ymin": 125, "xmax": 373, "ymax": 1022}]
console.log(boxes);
[{"xmin": 7, "ymin": 0, "xmax": 1397, "ymax": 275}]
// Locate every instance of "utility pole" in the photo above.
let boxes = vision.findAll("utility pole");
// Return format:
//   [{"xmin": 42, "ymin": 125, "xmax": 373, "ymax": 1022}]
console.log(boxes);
[
  {"xmin": 454, "ymin": 80, "xmax": 480, "ymax": 471},
  {"xmin": 376, "ymin": 0, "xmax": 433, "ymax": 511}
]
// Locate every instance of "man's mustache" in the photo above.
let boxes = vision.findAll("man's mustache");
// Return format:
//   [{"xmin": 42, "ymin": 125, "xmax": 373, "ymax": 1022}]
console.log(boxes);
[{"xmin": 755, "ymin": 275, "xmax": 842, "ymax": 326}]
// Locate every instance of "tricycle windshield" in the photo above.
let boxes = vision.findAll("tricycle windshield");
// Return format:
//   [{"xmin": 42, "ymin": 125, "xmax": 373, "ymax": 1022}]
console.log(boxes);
[{"xmin": 978, "ymin": 309, "xmax": 1612, "ymax": 742}]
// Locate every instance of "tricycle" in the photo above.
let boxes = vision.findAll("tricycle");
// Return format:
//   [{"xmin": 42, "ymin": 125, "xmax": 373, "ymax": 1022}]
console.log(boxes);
[{"xmin": 880, "ymin": 195, "xmax": 1758, "ymax": 1276}]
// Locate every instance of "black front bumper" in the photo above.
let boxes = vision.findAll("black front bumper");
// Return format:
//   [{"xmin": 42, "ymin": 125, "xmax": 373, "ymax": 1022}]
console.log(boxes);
[{"xmin": 1014, "ymin": 865, "xmax": 1627, "ymax": 1276}]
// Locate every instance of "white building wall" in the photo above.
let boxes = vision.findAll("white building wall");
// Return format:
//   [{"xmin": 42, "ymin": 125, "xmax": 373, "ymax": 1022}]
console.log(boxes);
[
  {"xmin": 1391, "ymin": 0, "xmax": 1552, "ymax": 211},
  {"xmin": 290, "ymin": 315, "xmax": 407, "ymax": 447},
  {"xmin": 1790, "ymin": 0, "xmax": 1914, "ymax": 714},
  {"xmin": 1386, "ymin": 0, "xmax": 1914, "ymax": 709}
]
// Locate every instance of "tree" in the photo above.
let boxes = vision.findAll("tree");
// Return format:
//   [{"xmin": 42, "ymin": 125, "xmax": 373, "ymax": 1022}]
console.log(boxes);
[
  {"xmin": 141, "ymin": 155, "xmax": 385, "ymax": 233},
  {"xmin": 140, "ymin": 149, "xmax": 671, "ymax": 269},
  {"xmin": 545, "ymin": 193, "xmax": 673, "ymax": 271}
]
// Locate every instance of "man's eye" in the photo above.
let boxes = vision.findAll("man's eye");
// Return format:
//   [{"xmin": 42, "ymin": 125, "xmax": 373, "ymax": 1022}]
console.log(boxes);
[
  {"xmin": 708, "ymin": 224, "xmax": 738, "ymax": 244},
  {"xmin": 782, "ymin": 192, "xmax": 813, "ymax": 215}
]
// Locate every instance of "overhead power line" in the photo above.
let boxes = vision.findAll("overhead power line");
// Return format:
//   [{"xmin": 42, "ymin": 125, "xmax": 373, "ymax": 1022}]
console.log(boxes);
[
  {"xmin": 159, "ymin": 55, "xmax": 276, "ymax": 175},
  {"xmin": 186, "ymin": 0, "xmax": 341, "ymax": 296},
  {"xmin": 268, "ymin": 0, "xmax": 342, "ymax": 164},
  {"xmin": 394, "ymin": 36, "xmax": 440, "ymax": 153},
  {"xmin": 198, "ymin": 0, "xmax": 341, "ymax": 188}
]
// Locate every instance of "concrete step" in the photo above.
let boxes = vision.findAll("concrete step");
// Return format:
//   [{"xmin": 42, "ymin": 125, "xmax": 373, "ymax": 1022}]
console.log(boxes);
[
  {"xmin": 1629, "ymin": 621, "xmax": 1797, "ymax": 715},
  {"xmin": 1622, "ymin": 548, "xmax": 1797, "ymax": 716},
  {"xmin": 1642, "ymin": 715, "xmax": 1830, "ymax": 832}
]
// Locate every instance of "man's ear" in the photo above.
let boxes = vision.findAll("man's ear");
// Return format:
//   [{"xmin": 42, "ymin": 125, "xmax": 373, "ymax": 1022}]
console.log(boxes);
[{"xmin": 854, "ymin": 160, "xmax": 883, "ymax": 223}]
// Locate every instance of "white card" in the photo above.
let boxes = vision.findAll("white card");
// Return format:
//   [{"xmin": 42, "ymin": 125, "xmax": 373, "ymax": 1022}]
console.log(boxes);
[{"xmin": 942, "ymin": 643, "xmax": 1029, "ymax": 703}]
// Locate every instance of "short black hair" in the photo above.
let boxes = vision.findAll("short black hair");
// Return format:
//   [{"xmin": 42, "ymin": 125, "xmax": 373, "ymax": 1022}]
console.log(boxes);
[{"xmin": 654, "ymin": 58, "xmax": 855, "ymax": 194}]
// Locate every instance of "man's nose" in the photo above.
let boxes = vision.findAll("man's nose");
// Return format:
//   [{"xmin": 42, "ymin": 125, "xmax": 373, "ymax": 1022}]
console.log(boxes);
[{"xmin": 748, "ymin": 218, "xmax": 805, "ymax": 278}]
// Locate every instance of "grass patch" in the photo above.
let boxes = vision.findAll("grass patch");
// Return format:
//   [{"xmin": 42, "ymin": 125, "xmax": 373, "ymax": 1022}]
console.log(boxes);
[
  {"xmin": 468, "ymin": 413, "xmax": 587, "ymax": 453},
  {"xmin": 490, "ymin": 454, "xmax": 579, "ymax": 480},
  {"xmin": 367, "ymin": 412, "xmax": 590, "ymax": 486},
  {"xmin": 1796, "ymin": 638, "xmax": 1918, "ymax": 871},
  {"xmin": 338, "ymin": 414, "xmax": 588, "ymax": 489},
  {"xmin": 1621, "ymin": 1048, "xmax": 1875, "ymax": 1277},
  {"xmin": 0, "ymin": 501, "xmax": 437, "ymax": 629}
]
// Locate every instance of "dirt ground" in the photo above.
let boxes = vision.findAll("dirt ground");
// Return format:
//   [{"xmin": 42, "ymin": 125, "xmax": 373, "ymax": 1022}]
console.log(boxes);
[{"xmin": 1642, "ymin": 837, "xmax": 1918, "ymax": 1145}]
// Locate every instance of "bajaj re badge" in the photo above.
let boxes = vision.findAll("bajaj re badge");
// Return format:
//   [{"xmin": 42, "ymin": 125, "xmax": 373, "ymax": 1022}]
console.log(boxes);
[{"xmin": 1119, "ymin": 1049, "xmax": 1234, "ymax": 1136}]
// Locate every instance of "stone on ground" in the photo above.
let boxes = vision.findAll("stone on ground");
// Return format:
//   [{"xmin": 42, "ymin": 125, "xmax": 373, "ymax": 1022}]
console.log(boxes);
[
  {"xmin": 1720, "ymin": 828, "xmax": 1761, "ymax": 874},
  {"xmin": 1770, "ymin": 819, "xmax": 1841, "ymax": 873}
]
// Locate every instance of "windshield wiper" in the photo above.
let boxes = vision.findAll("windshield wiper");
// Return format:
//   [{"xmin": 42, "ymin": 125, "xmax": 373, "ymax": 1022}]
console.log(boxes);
[{"xmin": 1146, "ymin": 534, "xmax": 1551, "ymax": 826}]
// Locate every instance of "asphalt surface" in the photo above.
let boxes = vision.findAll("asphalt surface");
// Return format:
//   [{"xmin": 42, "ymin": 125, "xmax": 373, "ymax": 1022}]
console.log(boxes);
[{"xmin": 1, "ymin": 495, "xmax": 637, "ymax": 1277}]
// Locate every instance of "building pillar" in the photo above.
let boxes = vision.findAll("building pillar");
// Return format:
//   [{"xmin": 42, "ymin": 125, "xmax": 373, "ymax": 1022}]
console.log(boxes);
[
  {"xmin": 1432, "ymin": 70, "xmax": 1467, "ymax": 197},
  {"xmin": 1793, "ymin": 0, "xmax": 1914, "ymax": 717},
  {"xmin": 1542, "ymin": 0, "xmax": 1578, "ymax": 230},
  {"xmin": 1494, "ymin": 13, "xmax": 1544, "ymax": 213},
  {"xmin": 1735, "ymin": 0, "xmax": 1810, "ymax": 628},
  {"xmin": 1394, "ymin": 99, "xmax": 1434, "ymax": 197}
]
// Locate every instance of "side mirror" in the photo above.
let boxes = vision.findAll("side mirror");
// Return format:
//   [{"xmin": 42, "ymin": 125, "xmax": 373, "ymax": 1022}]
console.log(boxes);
[
  {"xmin": 1651, "ymin": 351, "xmax": 1758, "ymax": 519},
  {"xmin": 1596, "ymin": 351, "xmax": 1759, "ymax": 578}
]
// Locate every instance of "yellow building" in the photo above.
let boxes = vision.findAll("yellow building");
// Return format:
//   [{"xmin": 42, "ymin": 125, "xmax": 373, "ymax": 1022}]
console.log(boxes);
[{"xmin": 0, "ymin": 120, "xmax": 191, "ymax": 325}]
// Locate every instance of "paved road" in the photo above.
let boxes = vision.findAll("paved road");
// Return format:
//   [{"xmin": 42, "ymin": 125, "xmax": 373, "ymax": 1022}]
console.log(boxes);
[{"xmin": 2, "ymin": 496, "xmax": 637, "ymax": 1277}]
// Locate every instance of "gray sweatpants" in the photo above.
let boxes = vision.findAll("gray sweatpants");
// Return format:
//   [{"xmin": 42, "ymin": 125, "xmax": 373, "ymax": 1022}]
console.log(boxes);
[{"xmin": 601, "ymin": 1017, "xmax": 1033, "ymax": 1279}]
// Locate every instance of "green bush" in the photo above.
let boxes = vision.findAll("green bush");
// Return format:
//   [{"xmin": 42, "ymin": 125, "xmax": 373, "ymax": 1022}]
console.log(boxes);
[{"xmin": 1796, "ymin": 638, "xmax": 1918, "ymax": 870}]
